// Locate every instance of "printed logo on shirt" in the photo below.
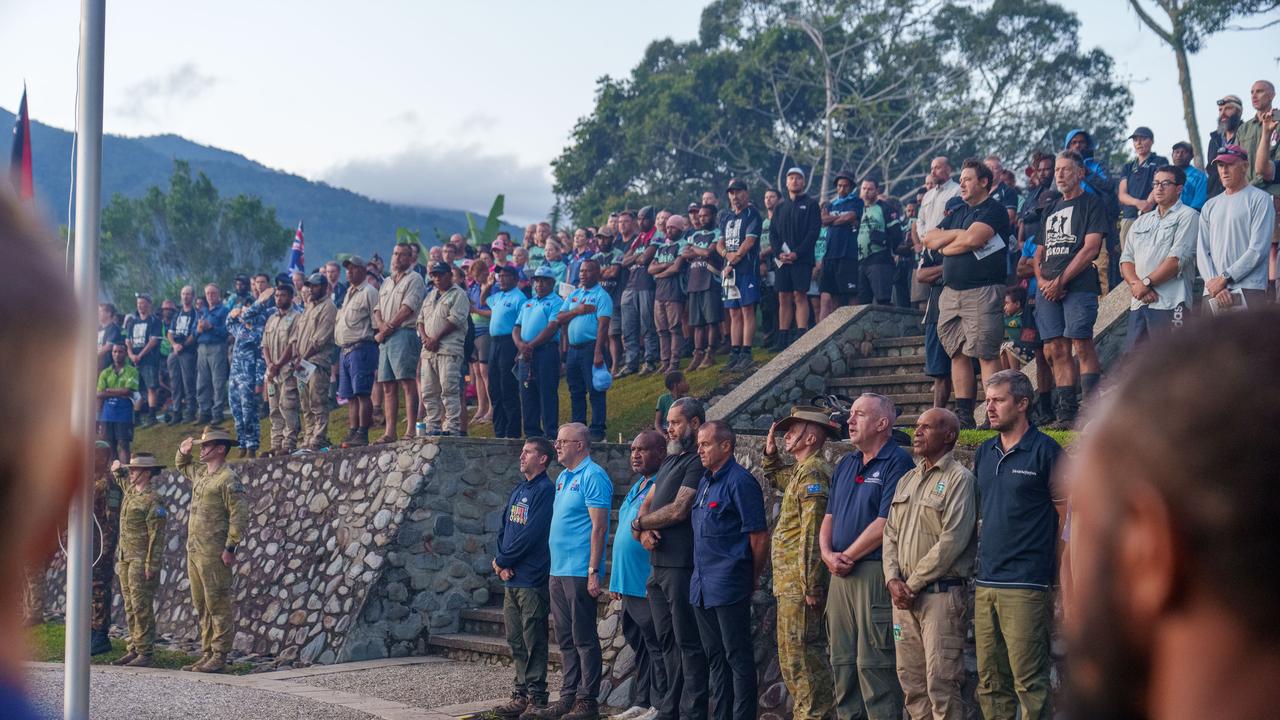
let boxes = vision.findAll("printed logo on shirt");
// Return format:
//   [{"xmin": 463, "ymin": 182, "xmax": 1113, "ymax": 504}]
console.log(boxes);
[
  {"xmin": 933, "ymin": 481, "xmax": 947, "ymax": 495},
  {"xmin": 1043, "ymin": 205, "xmax": 1077, "ymax": 261},
  {"xmin": 1011, "ymin": 469, "xmax": 1039, "ymax": 477}
]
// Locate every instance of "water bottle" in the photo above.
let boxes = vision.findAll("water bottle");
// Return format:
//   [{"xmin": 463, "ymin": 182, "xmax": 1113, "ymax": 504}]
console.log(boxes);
[{"xmin": 415, "ymin": 421, "xmax": 427, "ymax": 437}]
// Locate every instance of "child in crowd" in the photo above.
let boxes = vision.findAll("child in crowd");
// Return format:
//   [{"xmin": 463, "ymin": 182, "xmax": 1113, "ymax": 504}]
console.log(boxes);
[
  {"xmin": 999, "ymin": 286, "xmax": 1036, "ymax": 370},
  {"xmin": 654, "ymin": 371, "xmax": 689, "ymax": 432}
]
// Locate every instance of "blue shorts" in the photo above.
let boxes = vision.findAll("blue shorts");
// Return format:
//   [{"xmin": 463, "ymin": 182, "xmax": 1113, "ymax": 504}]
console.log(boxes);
[
  {"xmin": 723, "ymin": 273, "xmax": 761, "ymax": 308},
  {"xmin": 1035, "ymin": 290, "xmax": 1098, "ymax": 341},
  {"xmin": 338, "ymin": 340, "xmax": 378, "ymax": 399},
  {"xmin": 924, "ymin": 322, "xmax": 950, "ymax": 378}
]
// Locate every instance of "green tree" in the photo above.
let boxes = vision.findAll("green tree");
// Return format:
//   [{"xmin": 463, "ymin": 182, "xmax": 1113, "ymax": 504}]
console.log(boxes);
[
  {"xmin": 100, "ymin": 160, "xmax": 291, "ymax": 301},
  {"xmin": 1127, "ymin": 0, "xmax": 1280, "ymax": 166}
]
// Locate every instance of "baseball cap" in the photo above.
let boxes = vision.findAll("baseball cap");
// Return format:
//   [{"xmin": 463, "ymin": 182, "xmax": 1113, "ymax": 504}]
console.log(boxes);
[
  {"xmin": 1129, "ymin": 126, "xmax": 1154, "ymax": 140},
  {"xmin": 1217, "ymin": 94, "xmax": 1244, "ymax": 109},
  {"xmin": 1213, "ymin": 144, "xmax": 1249, "ymax": 165},
  {"xmin": 786, "ymin": 166, "xmax": 806, "ymax": 179},
  {"xmin": 1171, "ymin": 141, "xmax": 1194, "ymax": 154},
  {"xmin": 726, "ymin": 178, "xmax": 748, "ymax": 192},
  {"xmin": 134, "ymin": 291, "xmax": 151, "ymax": 301},
  {"xmin": 638, "ymin": 206, "xmax": 656, "ymax": 220},
  {"xmin": 304, "ymin": 272, "xmax": 326, "ymax": 286},
  {"xmin": 497, "ymin": 263, "xmax": 519, "ymax": 276},
  {"xmin": 533, "ymin": 266, "xmax": 559, "ymax": 280},
  {"xmin": 428, "ymin": 261, "xmax": 452, "ymax": 275},
  {"xmin": 342, "ymin": 254, "xmax": 367, "ymax": 268}
]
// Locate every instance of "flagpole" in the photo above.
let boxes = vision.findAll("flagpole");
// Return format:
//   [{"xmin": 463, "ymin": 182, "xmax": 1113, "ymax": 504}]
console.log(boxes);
[{"xmin": 65, "ymin": 0, "xmax": 105, "ymax": 717}]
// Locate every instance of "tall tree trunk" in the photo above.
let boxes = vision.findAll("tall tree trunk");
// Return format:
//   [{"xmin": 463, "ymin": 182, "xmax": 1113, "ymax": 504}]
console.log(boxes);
[{"xmin": 1172, "ymin": 23, "xmax": 1204, "ymax": 166}]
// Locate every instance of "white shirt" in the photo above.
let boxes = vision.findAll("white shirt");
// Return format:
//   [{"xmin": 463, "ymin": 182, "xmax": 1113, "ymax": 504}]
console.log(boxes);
[
  {"xmin": 917, "ymin": 180, "xmax": 961, "ymax": 238},
  {"xmin": 1120, "ymin": 201, "xmax": 1198, "ymax": 311}
]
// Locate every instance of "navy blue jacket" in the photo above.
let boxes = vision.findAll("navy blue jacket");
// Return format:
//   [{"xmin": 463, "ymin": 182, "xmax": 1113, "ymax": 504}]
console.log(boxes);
[{"xmin": 495, "ymin": 472, "xmax": 555, "ymax": 588}]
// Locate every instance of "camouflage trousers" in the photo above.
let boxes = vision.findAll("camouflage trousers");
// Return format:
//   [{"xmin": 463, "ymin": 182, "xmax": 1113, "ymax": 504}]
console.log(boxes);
[
  {"xmin": 117, "ymin": 558, "xmax": 159, "ymax": 655},
  {"xmin": 267, "ymin": 372, "xmax": 301, "ymax": 453},
  {"xmin": 776, "ymin": 595, "xmax": 835, "ymax": 720},
  {"xmin": 228, "ymin": 351, "xmax": 260, "ymax": 450},
  {"xmin": 188, "ymin": 553, "xmax": 235, "ymax": 653},
  {"xmin": 92, "ymin": 500, "xmax": 121, "ymax": 632},
  {"xmin": 299, "ymin": 364, "xmax": 331, "ymax": 448}
]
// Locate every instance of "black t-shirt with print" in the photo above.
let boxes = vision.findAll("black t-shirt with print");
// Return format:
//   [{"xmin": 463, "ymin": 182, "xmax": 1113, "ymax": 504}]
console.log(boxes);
[
  {"xmin": 652, "ymin": 239, "xmax": 685, "ymax": 303},
  {"xmin": 938, "ymin": 196, "xmax": 1011, "ymax": 291},
  {"xmin": 124, "ymin": 313, "xmax": 164, "ymax": 365},
  {"xmin": 1037, "ymin": 192, "xmax": 1107, "ymax": 294}
]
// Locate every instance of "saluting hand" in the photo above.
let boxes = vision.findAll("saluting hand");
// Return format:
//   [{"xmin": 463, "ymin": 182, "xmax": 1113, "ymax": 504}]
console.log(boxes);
[{"xmin": 179, "ymin": 437, "xmax": 194, "ymax": 455}]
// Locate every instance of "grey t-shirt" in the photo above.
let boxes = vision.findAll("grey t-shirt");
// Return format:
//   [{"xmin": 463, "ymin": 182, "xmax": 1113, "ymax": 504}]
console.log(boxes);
[
  {"xmin": 1196, "ymin": 184, "xmax": 1276, "ymax": 292},
  {"xmin": 1120, "ymin": 201, "xmax": 1198, "ymax": 311}
]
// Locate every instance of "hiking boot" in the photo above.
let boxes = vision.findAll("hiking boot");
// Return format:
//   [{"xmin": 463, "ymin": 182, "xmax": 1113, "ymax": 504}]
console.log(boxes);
[
  {"xmin": 193, "ymin": 651, "xmax": 228, "ymax": 673},
  {"xmin": 518, "ymin": 699, "xmax": 551, "ymax": 720},
  {"xmin": 562, "ymin": 698, "xmax": 600, "ymax": 720},
  {"xmin": 531, "ymin": 696, "xmax": 576, "ymax": 720},
  {"xmin": 343, "ymin": 428, "xmax": 370, "ymax": 448},
  {"xmin": 166, "ymin": 413, "xmax": 181, "ymax": 426},
  {"xmin": 181, "ymin": 652, "xmax": 211, "ymax": 671},
  {"xmin": 126, "ymin": 654, "xmax": 154, "ymax": 667},
  {"xmin": 492, "ymin": 694, "xmax": 529, "ymax": 718},
  {"xmin": 111, "ymin": 651, "xmax": 138, "ymax": 666},
  {"xmin": 687, "ymin": 350, "xmax": 705, "ymax": 372},
  {"xmin": 1046, "ymin": 387, "xmax": 1078, "ymax": 431}
]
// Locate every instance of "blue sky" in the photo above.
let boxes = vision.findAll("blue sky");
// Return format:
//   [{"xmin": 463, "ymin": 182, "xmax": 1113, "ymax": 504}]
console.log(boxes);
[{"xmin": 1, "ymin": 1, "xmax": 1277, "ymax": 223}]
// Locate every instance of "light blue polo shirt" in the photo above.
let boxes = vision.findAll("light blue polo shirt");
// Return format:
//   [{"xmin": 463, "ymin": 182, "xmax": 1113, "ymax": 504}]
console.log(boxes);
[
  {"xmin": 549, "ymin": 456, "xmax": 614, "ymax": 577},
  {"xmin": 560, "ymin": 284, "xmax": 613, "ymax": 346},
  {"xmin": 516, "ymin": 293, "xmax": 561, "ymax": 344},
  {"xmin": 610, "ymin": 476, "xmax": 656, "ymax": 597},
  {"xmin": 488, "ymin": 287, "xmax": 527, "ymax": 337}
]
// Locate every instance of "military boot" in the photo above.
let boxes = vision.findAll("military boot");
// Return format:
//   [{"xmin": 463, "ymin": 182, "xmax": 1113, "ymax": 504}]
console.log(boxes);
[
  {"xmin": 110, "ymin": 651, "xmax": 137, "ymax": 666},
  {"xmin": 561, "ymin": 698, "xmax": 600, "ymax": 720},
  {"xmin": 181, "ymin": 652, "xmax": 211, "ymax": 671},
  {"xmin": 194, "ymin": 651, "xmax": 228, "ymax": 673},
  {"xmin": 532, "ymin": 696, "xmax": 576, "ymax": 720},
  {"xmin": 492, "ymin": 693, "xmax": 529, "ymax": 718},
  {"xmin": 126, "ymin": 654, "xmax": 154, "ymax": 667}
]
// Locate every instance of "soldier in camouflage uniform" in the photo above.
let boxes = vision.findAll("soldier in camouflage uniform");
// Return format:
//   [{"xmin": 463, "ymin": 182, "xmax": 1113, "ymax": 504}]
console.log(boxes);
[
  {"xmin": 226, "ymin": 287, "xmax": 274, "ymax": 457},
  {"xmin": 294, "ymin": 273, "xmax": 337, "ymax": 451},
  {"xmin": 108, "ymin": 454, "xmax": 168, "ymax": 667},
  {"xmin": 91, "ymin": 440, "xmax": 123, "ymax": 655},
  {"xmin": 762, "ymin": 406, "xmax": 840, "ymax": 720},
  {"xmin": 176, "ymin": 426, "xmax": 249, "ymax": 673},
  {"xmin": 262, "ymin": 282, "xmax": 303, "ymax": 455}
]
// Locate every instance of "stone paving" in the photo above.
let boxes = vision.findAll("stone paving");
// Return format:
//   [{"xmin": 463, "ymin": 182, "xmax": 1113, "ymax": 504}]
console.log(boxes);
[{"xmin": 26, "ymin": 657, "xmax": 528, "ymax": 720}]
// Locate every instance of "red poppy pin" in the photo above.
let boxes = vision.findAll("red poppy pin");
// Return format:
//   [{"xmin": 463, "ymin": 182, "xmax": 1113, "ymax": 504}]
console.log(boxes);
[
  {"xmin": 709, "ymin": 501, "xmax": 719, "ymax": 509},
  {"xmin": 855, "ymin": 475, "xmax": 865, "ymax": 484}
]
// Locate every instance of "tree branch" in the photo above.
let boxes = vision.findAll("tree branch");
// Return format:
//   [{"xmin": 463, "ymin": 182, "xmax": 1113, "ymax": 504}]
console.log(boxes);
[{"xmin": 1127, "ymin": 0, "xmax": 1175, "ymax": 45}]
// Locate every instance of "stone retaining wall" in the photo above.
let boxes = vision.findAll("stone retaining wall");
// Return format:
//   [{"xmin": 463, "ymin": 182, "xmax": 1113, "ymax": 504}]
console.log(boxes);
[{"xmin": 709, "ymin": 305, "xmax": 923, "ymax": 431}]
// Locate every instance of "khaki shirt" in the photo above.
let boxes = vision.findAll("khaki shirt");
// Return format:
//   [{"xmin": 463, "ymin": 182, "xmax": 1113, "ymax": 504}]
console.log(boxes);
[
  {"xmin": 417, "ymin": 285, "xmax": 470, "ymax": 357},
  {"xmin": 375, "ymin": 270, "xmax": 427, "ymax": 331},
  {"xmin": 883, "ymin": 452, "xmax": 977, "ymax": 593},
  {"xmin": 262, "ymin": 308, "xmax": 300, "ymax": 366},
  {"xmin": 176, "ymin": 452, "xmax": 249, "ymax": 558},
  {"xmin": 294, "ymin": 300, "xmax": 337, "ymax": 367},
  {"xmin": 334, "ymin": 280, "xmax": 379, "ymax": 348},
  {"xmin": 1236, "ymin": 115, "xmax": 1280, "ymax": 196},
  {"xmin": 112, "ymin": 469, "xmax": 167, "ymax": 572},
  {"xmin": 763, "ymin": 451, "xmax": 831, "ymax": 598}
]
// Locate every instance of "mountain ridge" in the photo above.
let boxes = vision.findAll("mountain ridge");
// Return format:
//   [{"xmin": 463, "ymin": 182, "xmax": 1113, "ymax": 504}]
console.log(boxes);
[{"xmin": 1, "ymin": 107, "xmax": 518, "ymax": 266}]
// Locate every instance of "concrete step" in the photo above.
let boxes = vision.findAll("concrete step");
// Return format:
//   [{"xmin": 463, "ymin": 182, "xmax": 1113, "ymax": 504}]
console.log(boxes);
[
  {"xmin": 428, "ymin": 632, "xmax": 563, "ymax": 668},
  {"xmin": 828, "ymin": 374, "xmax": 936, "ymax": 394},
  {"xmin": 459, "ymin": 606, "xmax": 507, "ymax": 637},
  {"xmin": 873, "ymin": 335, "xmax": 926, "ymax": 348},
  {"xmin": 847, "ymin": 355, "xmax": 927, "ymax": 375}
]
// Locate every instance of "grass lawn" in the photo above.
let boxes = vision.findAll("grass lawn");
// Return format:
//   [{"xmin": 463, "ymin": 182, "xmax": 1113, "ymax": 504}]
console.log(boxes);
[{"xmin": 29, "ymin": 622, "xmax": 252, "ymax": 674}]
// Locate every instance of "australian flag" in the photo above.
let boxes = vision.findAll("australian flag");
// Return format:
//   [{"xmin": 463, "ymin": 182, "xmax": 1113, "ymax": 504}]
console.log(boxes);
[
  {"xmin": 10, "ymin": 86, "xmax": 33, "ymax": 201},
  {"xmin": 288, "ymin": 220, "xmax": 305, "ymax": 273}
]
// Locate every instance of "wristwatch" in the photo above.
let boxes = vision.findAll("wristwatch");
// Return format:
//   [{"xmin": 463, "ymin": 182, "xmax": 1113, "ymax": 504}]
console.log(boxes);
[
  {"xmin": 631, "ymin": 518, "xmax": 643, "ymax": 533},
  {"xmin": 1141, "ymin": 276, "xmax": 1153, "ymax": 288},
  {"xmin": 1223, "ymin": 273, "xmax": 1234, "ymax": 286},
  {"xmin": 588, "ymin": 567, "xmax": 598, "ymax": 576}
]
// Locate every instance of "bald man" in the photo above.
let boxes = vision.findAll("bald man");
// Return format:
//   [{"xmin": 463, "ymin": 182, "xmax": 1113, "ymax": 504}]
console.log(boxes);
[{"xmin": 883, "ymin": 408, "xmax": 976, "ymax": 720}]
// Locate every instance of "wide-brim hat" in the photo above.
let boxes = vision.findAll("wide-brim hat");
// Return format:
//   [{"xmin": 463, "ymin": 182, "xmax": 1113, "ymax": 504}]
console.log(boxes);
[
  {"xmin": 775, "ymin": 405, "xmax": 841, "ymax": 439},
  {"xmin": 126, "ymin": 453, "xmax": 166, "ymax": 470},
  {"xmin": 193, "ymin": 426, "xmax": 235, "ymax": 446}
]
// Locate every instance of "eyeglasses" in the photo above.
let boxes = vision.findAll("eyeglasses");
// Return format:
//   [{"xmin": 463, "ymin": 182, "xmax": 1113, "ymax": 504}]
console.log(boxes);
[
  {"xmin": 1151, "ymin": 180, "xmax": 1182, "ymax": 189},
  {"xmin": 553, "ymin": 439, "xmax": 582, "ymax": 447}
]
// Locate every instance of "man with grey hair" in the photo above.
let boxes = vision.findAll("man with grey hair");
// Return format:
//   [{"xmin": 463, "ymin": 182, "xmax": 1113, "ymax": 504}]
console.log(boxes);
[
  {"xmin": 820, "ymin": 393, "xmax": 913, "ymax": 719},
  {"xmin": 633, "ymin": 396, "xmax": 711, "ymax": 720},
  {"xmin": 916, "ymin": 157, "xmax": 960, "ymax": 239},
  {"xmin": 972, "ymin": 370, "xmax": 1064, "ymax": 720}
]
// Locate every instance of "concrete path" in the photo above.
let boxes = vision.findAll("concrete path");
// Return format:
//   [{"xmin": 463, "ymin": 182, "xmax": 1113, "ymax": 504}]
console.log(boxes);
[{"xmin": 27, "ymin": 657, "xmax": 542, "ymax": 720}]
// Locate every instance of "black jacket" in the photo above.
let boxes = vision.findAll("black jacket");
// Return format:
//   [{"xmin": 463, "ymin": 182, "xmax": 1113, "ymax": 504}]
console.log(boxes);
[{"xmin": 771, "ymin": 192, "xmax": 823, "ymax": 264}]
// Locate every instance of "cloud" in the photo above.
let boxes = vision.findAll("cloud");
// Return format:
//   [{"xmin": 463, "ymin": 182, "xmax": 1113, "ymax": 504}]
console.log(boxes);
[
  {"xmin": 321, "ymin": 143, "xmax": 555, "ymax": 225},
  {"xmin": 115, "ymin": 63, "xmax": 217, "ymax": 121}
]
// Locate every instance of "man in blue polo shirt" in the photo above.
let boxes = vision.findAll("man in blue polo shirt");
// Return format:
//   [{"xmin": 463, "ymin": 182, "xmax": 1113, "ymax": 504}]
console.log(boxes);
[
  {"xmin": 972, "ymin": 370, "xmax": 1064, "ymax": 720},
  {"xmin": 488, "ymin": 265, "xmax": 529, "ymax": 438},
  {"xmin": 609, "ymin": 431, "xmax": 669, "ymax": 720},
  {"xmin": 538, "ymin": 423, "xmax": 613, "ymax": 720},
  {"xmin": 557, "ymin": 260, "xmax": 612, "ymax": 442},
  {"xmin": 514, "ymin": 267, "xmax": 563, "ymax": 439},
  {"xmin": 819, "ymin": 171, "xmax": 860, "ymax": 320},
  {"xmin": 491, "ymin": 437, "xmax": 557, "ymax": 720},
  {"xmin": 690, "ymin": 421, "xmax": 768, "ymax": 720},
  {"xmin": 819, "ymin": 393, "xmax": 912, "ymax": 720}
]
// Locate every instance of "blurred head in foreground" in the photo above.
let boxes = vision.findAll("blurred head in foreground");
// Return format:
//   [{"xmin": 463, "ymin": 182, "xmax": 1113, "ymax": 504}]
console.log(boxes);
[
  {"xmin": 1063, "ymin": 310, "xmax": 1280, "ymax": 719},
  {"xmin": 0, "ymin": 191, "xmax": 80, "ymax": 681}
]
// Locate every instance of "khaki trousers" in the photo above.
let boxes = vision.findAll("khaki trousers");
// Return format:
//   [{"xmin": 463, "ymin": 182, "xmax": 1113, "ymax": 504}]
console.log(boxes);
[
  {"xmin": 117, "ymin": 558, "xmax": 159, "ymax": 655},
  {"xmin": 827, "ymin": 561, "xmax": 903, "ymax": 720},
  {"xmin": 893, "ymin": 586, "xmax": 967, "ymax": 720},
  {"xmin": 267, "ymin": 372, "xmax": 301, "ymax": 452},
  {"xmin": 188, "ymin": 553, "xmax": 235, "ymax": 653},
  {"xmin": 419, "ymin": 352, "xmax": 463, "ymax": 433},
  {"xmin": 777, "ymin": 595, "xmax": 834, "ymax": 720},
  {"xmin": 974, "ymin": 586, "xmax": 1053, "ymax": 720},
  {"xmin": 299, "ymin": 364, "xmax": 331, "ymax": 448}
]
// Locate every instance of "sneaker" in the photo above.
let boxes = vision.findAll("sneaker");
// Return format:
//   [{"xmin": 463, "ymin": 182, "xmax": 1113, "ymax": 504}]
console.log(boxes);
[
  {"xmin": 110, "ymin": 651, "xmax": 138, "ymax": 666},
  {"xmin": 181, "ymin": 652, "xmax": 210, "ymax": 671},
  {"xmin": 615, "ymin": 366, "xmax": 636, "ymax": 379},
  {"xmin": 638, "ymin": 363, "xmax": 656, "ymax": 376},
  {"xmin": 608, "ymin": 706, "xmax": 647, "ymax": 720},
  {"xmin": 631, "ymin": 709, "xmax": 658, "ymax": 720},
  {"xmin": 562, "ymin": 698, "xmax": 600, "ymax": 720},
  {"xmin": 492, "ymin": 694, "xmax": 529, "ymax": 718},
  {"xmin": 532, "ymin": 696, "xmax": 576, "ymax": 720}
]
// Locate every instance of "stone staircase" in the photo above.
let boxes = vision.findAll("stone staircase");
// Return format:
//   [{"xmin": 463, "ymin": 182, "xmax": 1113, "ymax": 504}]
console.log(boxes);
[
  {"xmin": 826, "ymin": 335, "xmax": 980, "ymax": 426},
  {"xmin": 427, "ymin": 603, "xmax": 562, "ymax": 667}
]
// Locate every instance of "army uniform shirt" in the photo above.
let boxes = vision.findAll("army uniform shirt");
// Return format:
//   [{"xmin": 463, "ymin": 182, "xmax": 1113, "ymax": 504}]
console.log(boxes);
[
  {"xmin": 176, "ymin": 452, "xmax": 249, "ymax": 557},
  {"xmin": 763, "ymin": 451, "xmax": 832, "ymax": 599},
  {"xmin": 883, "ymin": 452, "xmax": 977, "ymax": 593},
  {"xmin": 113, "ymin": 469, "xmax": 168, "ymax": 573},
  {"xmin": 294, "ymin": 298, "xmax": 337, "ymax": 368},
  {"xmin": 334, "ymin": 280, "xmax": 380, "ymax": 348}
]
